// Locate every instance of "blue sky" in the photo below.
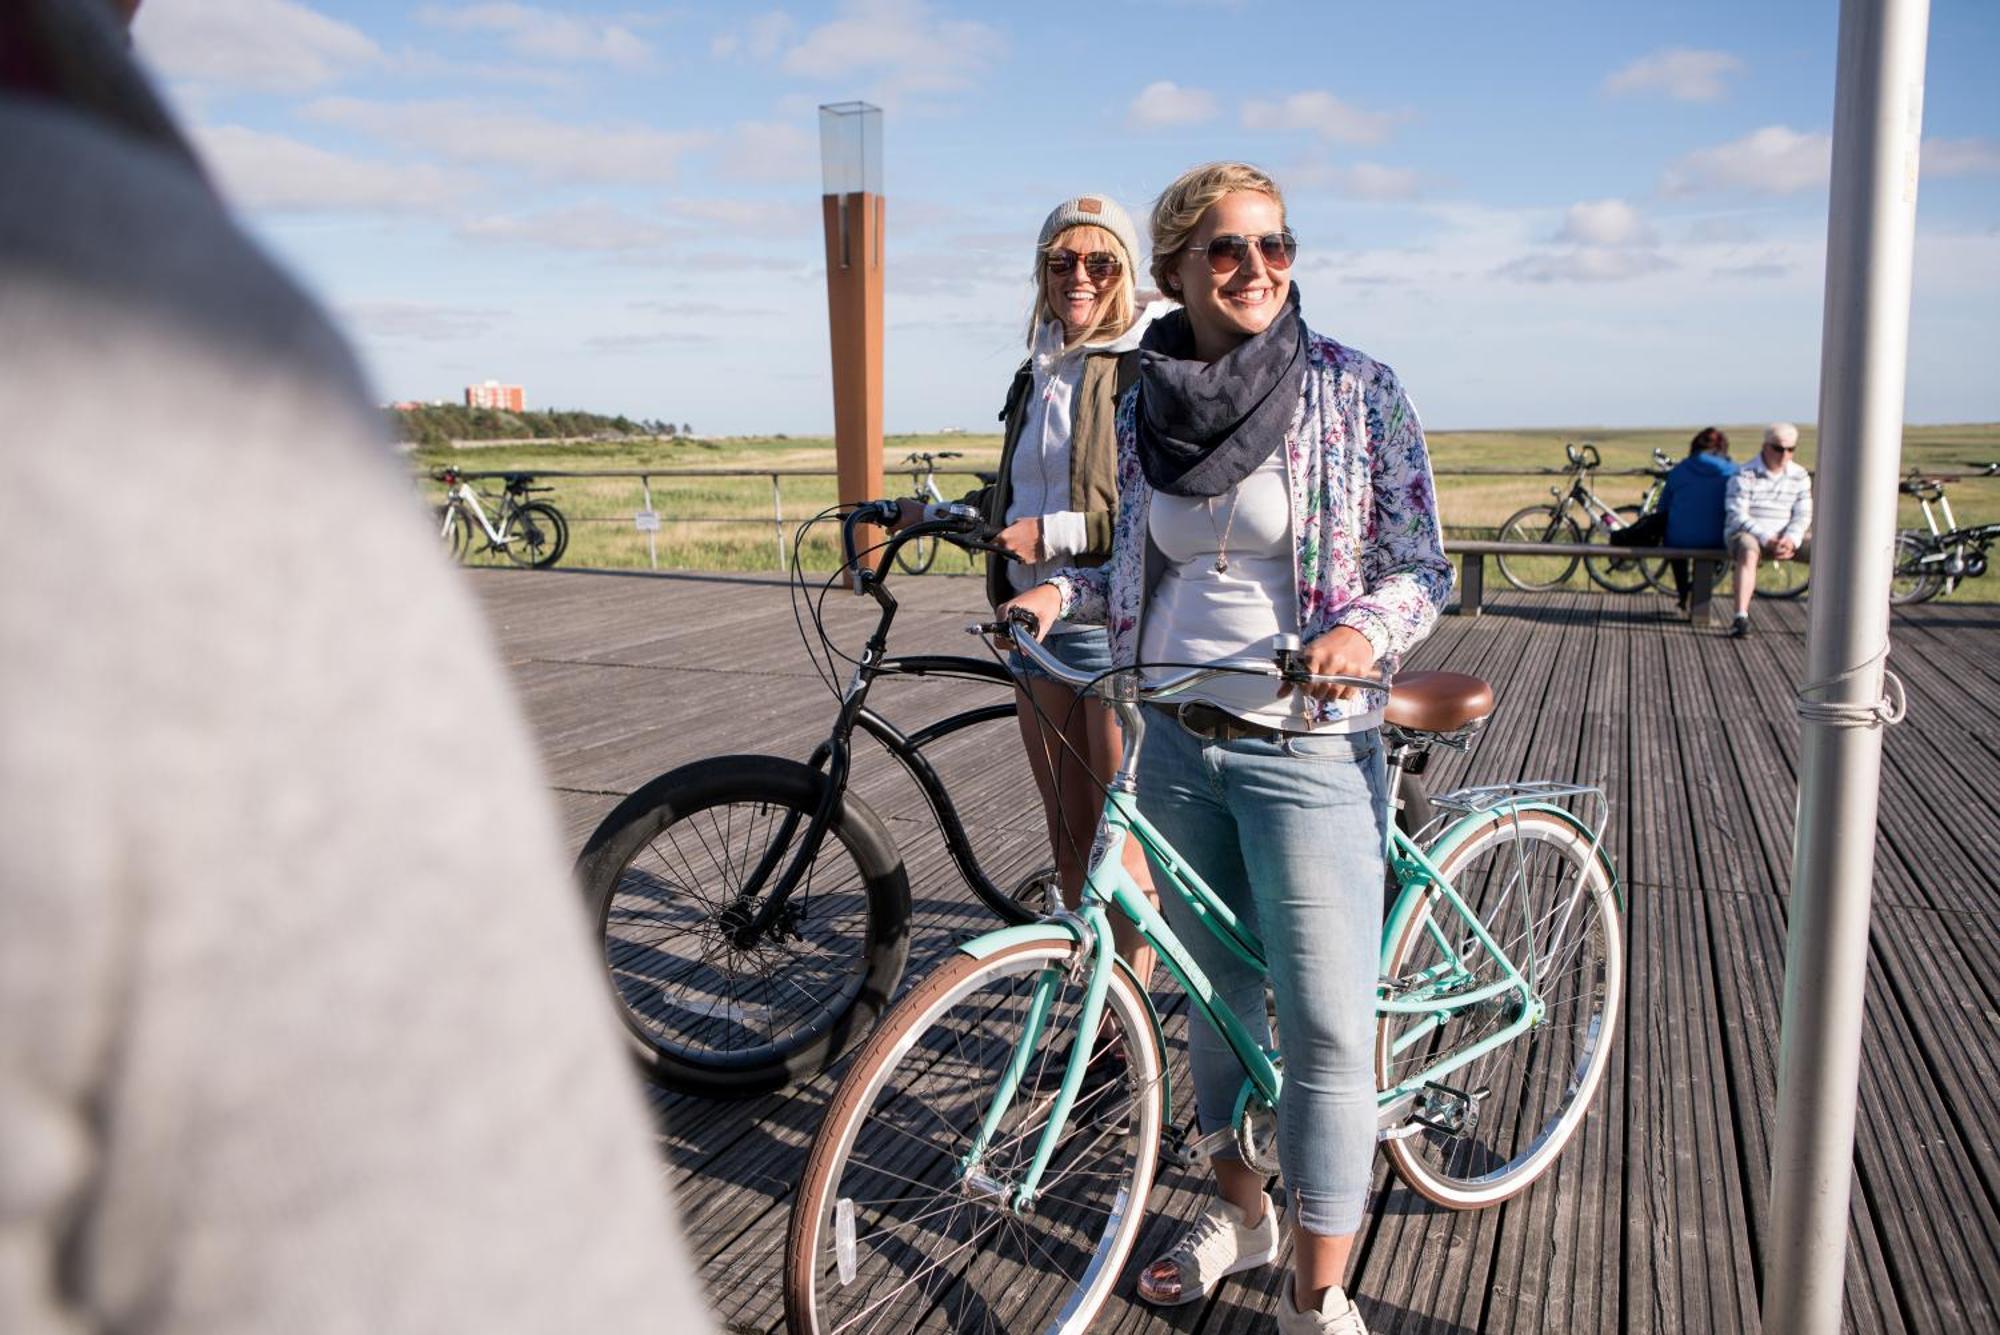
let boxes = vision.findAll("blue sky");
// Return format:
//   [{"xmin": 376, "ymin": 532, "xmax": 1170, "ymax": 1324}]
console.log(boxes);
[{"xmin": 133, "ymin": 0, "xmax": 1999, "ymax": 434}]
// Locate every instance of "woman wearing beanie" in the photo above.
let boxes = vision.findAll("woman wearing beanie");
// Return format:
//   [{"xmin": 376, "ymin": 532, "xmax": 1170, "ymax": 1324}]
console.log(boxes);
[
  {"xmin": 897, "ymin": 194, "xmax": 1170, "ymax": 975},
  {"xmin": 1006, "ymin": 162, "xmax": 1451, "ymax": 1335}
]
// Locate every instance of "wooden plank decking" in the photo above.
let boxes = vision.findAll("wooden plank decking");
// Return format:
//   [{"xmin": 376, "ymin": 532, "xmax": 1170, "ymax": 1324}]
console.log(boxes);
[{"xmin": 465, "ymin": 567, "xmax": 2000, "ymax": 1335}]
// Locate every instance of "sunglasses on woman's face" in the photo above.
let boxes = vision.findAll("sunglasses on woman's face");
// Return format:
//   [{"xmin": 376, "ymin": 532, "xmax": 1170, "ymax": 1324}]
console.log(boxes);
[
  {"xmin": 1188, "ymin": 230, "xmax": 1298, "ymax": 276},
  {"xmin": 1045, "ymin": 249, "xmax": 1122, "ymax": 281}
]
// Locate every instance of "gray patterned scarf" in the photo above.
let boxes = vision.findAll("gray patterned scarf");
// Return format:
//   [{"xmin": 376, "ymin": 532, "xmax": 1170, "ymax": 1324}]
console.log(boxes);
[{"xmin": 1134, "ymin": 285, "xmax": 1306, "ymax": 498}]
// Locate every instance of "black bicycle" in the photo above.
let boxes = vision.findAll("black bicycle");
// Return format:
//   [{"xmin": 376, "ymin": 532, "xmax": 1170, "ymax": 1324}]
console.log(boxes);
[
  {"xmin": 1891, "ymin": 465, "xmax": 2000, "ymax": 604},
  {"xmin": 574, "ymin": 502, "xmax": 1051, "ymax": 1098}
]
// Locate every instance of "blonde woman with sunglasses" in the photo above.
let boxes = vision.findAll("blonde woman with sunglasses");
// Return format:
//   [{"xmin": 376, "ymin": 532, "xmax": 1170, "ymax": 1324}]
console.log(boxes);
[
  {"xmin": 896, "ymin": 195, "xmax": 1170, "ymax": 978},
  {"xmin": 1007, "ymin": 163, "xmax": 1452, "ymax": 1334}
]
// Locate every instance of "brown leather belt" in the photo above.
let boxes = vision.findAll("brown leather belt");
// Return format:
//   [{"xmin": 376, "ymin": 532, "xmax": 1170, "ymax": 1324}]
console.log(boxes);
[{"xmin": 1148, "ymin": 700, "xmax": 1292, "ymax": 744}]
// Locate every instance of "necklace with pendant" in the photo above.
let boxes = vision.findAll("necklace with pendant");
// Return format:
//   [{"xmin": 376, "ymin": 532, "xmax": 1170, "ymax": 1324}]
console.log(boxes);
[{"xmin": 1206, "ymin": 490, "xmax": 1241, "ymax": 573}]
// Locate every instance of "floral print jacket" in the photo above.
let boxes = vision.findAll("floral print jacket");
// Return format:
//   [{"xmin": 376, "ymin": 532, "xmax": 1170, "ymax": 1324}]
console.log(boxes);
[{"xmin": 1048, "ymin": 330, "xmax": 1454, "ymax": 725}]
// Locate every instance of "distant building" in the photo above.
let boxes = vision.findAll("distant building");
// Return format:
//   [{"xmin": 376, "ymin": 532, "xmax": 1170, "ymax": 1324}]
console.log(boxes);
[
  {"xmin": 389, "ymin": 400, "xmax": 424, "ymax": 412},
  {"xmin": 465, "ymin": 380, "xmax": 525, "ymax": 412}
]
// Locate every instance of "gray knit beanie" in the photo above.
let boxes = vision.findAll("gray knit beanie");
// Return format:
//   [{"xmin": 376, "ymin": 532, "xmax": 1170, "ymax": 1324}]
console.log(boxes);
[{"xmin": 1037, "ymin": 194, "xmax": 1141, "ymax": 274}]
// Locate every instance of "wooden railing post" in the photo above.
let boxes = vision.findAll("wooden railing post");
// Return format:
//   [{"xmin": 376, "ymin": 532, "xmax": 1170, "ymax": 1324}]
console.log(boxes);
[{"xmin": 1458, "ymin": 551, "xmax": 1485, "ymax": 616}]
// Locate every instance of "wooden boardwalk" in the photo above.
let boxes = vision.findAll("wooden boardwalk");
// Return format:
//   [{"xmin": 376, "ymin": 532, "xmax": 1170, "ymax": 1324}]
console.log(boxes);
[{"xmin": 466, "ymin": 567, "xmax": 2000, "ymax": 1335}]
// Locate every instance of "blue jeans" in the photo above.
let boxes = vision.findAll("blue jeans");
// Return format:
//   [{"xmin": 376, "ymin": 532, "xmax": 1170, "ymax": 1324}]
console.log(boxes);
[
  {"xmin": 1135, "ymin": 717, "xmax": 1388, "ymax": 1236},
  {"xmin": 1006, "ymin": 624, "xmax": 1112, "ymax": 684}
]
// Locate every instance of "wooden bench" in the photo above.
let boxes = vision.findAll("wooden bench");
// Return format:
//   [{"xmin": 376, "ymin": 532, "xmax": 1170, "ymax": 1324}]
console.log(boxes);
[{"xmin": 1450, "ymin": 540, "xmax": 1735, "ymax": 618}]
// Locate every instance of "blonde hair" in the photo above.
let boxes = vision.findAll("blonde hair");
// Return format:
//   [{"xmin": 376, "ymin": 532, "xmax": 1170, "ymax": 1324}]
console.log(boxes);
[
  {"xmin": 1147, "ymin": 162, "xmax": 1286, "ymax": 297},
  {"xmin": 1030, "ymin": 224, "xmax": 1137, "ymax": 351}
]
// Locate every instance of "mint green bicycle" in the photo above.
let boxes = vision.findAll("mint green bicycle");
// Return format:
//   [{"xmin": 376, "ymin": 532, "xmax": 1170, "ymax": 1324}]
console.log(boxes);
[{"xmin": 785, "ymin": 622, "xmax": 1625, "ymax": 1335}]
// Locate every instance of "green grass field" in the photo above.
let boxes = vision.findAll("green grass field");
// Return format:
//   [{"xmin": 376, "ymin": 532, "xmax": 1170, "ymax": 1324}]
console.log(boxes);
[{"xmin": 415, "ymin": 423, "xmax": 2000, "ymax": 593}]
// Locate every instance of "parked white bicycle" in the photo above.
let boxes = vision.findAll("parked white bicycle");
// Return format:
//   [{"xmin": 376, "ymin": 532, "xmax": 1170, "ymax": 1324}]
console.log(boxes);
[{"xmin": 434, "ymin": 468, "xmax": 568, "ymax": 569}]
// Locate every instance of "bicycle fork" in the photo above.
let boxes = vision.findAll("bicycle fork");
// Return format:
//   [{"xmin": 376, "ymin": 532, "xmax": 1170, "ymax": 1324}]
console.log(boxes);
[{"xmin": 957, "ymin": 903, "xmax": 1116, "ymax": 1216}]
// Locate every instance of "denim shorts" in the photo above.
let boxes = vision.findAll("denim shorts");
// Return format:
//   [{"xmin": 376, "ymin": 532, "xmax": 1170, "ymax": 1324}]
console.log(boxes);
[{"xmin": 1007, "ymin": 624, "xmax": 1113, "ymax": 686}]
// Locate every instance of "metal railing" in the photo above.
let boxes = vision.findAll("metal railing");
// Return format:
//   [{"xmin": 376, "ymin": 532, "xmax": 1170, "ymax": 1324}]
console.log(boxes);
[{"xmin": 423, "ymin": 461, "xmax": 1996, "ymax": 573}]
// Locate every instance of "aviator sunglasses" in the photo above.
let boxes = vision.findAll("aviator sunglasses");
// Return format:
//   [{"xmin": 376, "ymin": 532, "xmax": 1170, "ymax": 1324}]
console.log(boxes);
[
  {"xmin": 1044, "ymin": 248, "xmax": 1123, "ymax": 281},
  {"xmin": 1187, "ymin": 230, "xmax": 1298, "ymax": 275}
]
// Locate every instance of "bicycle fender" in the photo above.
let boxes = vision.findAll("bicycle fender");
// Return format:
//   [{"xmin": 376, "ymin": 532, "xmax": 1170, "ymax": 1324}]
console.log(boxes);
[{"xmin": 955, "ymin": 926, "xmax": 1172, "ymax": 1129}]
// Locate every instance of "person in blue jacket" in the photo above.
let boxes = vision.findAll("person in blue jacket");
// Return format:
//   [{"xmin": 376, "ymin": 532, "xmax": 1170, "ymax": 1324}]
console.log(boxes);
[{"xmin": 1660, "ymin": 426, "xmax": 1736, "ymax": 613}]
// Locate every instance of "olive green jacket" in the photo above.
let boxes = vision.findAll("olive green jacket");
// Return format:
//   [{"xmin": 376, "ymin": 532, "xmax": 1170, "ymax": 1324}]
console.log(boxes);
[{"xmin": 974, "ymin": 348, "xmax": 1137, "ymax": 609}]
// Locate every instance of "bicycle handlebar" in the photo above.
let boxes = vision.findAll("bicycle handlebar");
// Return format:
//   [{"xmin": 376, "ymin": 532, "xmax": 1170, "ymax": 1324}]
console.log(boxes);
[
  {"xmin": 840, "ymin": 499, "xmax": 994, "ymax": 592},
  {"xmin": 1565, "ymin": 442, "xmax": 1602, "ymax": 471},
  {"xmin": 988, "ymin": 610, "xmax": 1391, "ymax": 699}
]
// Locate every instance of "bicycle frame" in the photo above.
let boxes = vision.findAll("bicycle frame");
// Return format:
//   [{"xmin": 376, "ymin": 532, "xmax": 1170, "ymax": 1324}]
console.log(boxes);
[
  {"xmin": 443, "ymin": 480, "xmax": 520, "ymax": 546},
  {"xmin": 954, "ymin": 713, "xmax": 1602, "ymax": 1213},
  {"xmin": 720, "ymin": 512, "xmax": 1026, "ymax": 945}
]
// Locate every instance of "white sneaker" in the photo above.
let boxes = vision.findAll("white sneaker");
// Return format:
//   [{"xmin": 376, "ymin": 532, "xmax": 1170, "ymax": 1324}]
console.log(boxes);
[
  {"xmin": 1134, "ymin": 1192, "xmax": 1279, "ymax": 1306},
  {"xmin": 1277, "ymin": 1282, "xmax": 1371, "ymax": 1334}
]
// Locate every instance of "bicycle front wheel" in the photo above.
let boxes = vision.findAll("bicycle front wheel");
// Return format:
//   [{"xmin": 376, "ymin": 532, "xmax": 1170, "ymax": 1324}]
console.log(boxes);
[
  {"xmin": 575, "ymin": 755, "xmax": 910, "ymax": 1098},
  {"xmin": 1582, "ymin": 504, "xmax": 1656, "ymax": 594},
  {"xmin": 1890, "ymin": 532, "xmax": 1941, "ymax": 605},
  {"xmin": 1496, "ymin": 506, "xmax": 1583, "ymax": 591},
  {"xmin": 1376, "ymin": 808, "xmax": 1623, "ymax": 1209},
  {"xmin": 436, "ymin": 503, "xmax": 472, "ymax": 562},
  {"xmin": 504, "ymin": 500, "xmax": 568, "ymax": 568},
  {"xmin": 786, "ymin": 938, "xmax": 1165, "ymax": 1335}
]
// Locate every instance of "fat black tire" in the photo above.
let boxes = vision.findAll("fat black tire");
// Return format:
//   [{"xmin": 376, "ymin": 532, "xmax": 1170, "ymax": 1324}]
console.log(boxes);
[{"xmin": 575, "ymin": 755, "xmax": 910, "ymax": 1099}]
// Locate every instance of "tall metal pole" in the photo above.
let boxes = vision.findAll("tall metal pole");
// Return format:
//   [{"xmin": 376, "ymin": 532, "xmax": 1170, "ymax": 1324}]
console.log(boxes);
[{"xmin": 1765, "ymin": 1, "xmax": 1927, "ymax": 1330}]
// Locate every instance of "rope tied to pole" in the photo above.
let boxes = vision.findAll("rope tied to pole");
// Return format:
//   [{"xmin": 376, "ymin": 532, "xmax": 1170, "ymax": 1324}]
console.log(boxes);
[{"xmin": 1793, "ymin": 643, "xmax": 1907, "ymax": 729}]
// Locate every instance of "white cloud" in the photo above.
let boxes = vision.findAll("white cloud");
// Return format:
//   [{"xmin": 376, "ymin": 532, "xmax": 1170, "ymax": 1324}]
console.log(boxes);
[
  {"xmin": 657, "ymin": 197, "xmax": 818, "ymax": 237},
  {"xmin": 713, "ymin": 11, "xmax": 799, "ymax": 61},
  {"xmin": 417, "ymin": 4, "xmax": 652, "ymax": 69},
  {"xmin": 1496, "ymin": 248, "xmax": 1675, "ymax": 284},
  {"xmin": 780, "ymin": 0, "xmax": 1003, "ymax": 100},
  {"xmin": 134, "ymin": 0, "xmax": 379, "ymax": 92},
  {"xmin": 190, "ymin": 125, "xmax": 472, "ymax": 213},
  {"xmin": 304, "ymin": 98, "xmax": 710, "ymax": 185},
  {"xmin": 1240, "ymin": 90, "xmax": 1396, "ymax": 145},
  {"xmin": 1556, "ymin": 199, "xmax": 1657, "ymax": 247},
  {"xmin": 1603, "ymin": 48, "xmax": 1745, "ymax": 102},
  {"xmin": 342, "ymin": 301, "xmax": 507, "ymax": 342},
  {"xmin": 1663, "ymin": 125, "xmax": 1831, "ymax": 196},
  {"xmin": 715, "ymin": 121, "xmax": 818, "ymax": 184},
  {"xmin": 1127, "ymin": 81, "xmax": 1216, "ymax": 129},
  {"xmin": 1289, "ymin": 160, "xmax": 1423, "ymax": 201},
  {"xmin": 1924, "ymin": 137, "xmax": 2000, "ymax": 177},
  {"xmin": 458, "ymin": 203, "xmax": 683, "ymax": 253}
]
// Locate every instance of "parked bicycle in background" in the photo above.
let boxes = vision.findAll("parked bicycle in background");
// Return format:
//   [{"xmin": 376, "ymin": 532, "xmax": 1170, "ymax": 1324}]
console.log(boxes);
[
  {"xmin": 434, "ymin": 468, "xmax": 568, "ymax": 569},
  {"xmin": 891, "ymin": 451, "xmax": 964, "ymax": 574},
  {"xmin": 1498, "ymin": 442, "xmax": 1672, "ymax": 593},
  {"xmin": 1892, "ymin": 463, "xmax": 2000, "ymax": 604}
]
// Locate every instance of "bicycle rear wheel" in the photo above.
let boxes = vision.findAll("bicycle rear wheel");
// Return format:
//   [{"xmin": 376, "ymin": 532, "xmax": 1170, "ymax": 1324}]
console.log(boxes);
[
  {"xmin": 504, "ymin": 500, "xmax": 568, "ymax": 568},
  {"xmin": 1376, "ymin": 808, "xmax": 1623, "ymax": 1208},
  {"xmin": 575, "ymin": 755, "xmax": 910, "ymax": 1098},
  {"xmin": 787, "ymin": 938, "xmax": 1165, "ymax": 1335},
  {"xmin": 1582, "ymin": 504, "xmax": 1658, "ymax": 594},
  {"xmin": 1890, "ymin": 532, "xmax": 1942, "ymax": 605},
  {"xmin": 894, "ymin": 533, "xmax": 939, "ymax": 575},
  {"xmin": 1496, "ymin": 506, "xmax": 1583, "ymax": 591},
  {"xmin": 1755, "ymin": 552, "xmax": 1810, "ymax": 600}
]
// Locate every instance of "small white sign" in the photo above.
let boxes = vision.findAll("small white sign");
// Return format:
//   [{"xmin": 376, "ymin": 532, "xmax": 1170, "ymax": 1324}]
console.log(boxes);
[{"xmin": 634, "ymin": 509, "xmax": 661, "ymax": 533}]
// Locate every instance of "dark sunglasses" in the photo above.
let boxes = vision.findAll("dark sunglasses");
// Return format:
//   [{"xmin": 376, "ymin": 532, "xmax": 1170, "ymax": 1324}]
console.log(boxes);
[
  {"xmin": 1187, "ymin": 230, "xmax": 1298, "ymax": 275},
  {"xmin": 1045, "ymin": 249, "xmax": 1122, "ymax": 281},
  {"xmin": 1772, "ymin": 443, "xmax": 1797, "ymax": 453}
]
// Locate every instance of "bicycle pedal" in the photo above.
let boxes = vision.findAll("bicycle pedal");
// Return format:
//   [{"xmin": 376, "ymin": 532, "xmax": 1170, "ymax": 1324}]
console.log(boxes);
[{"xmin": 1411, "ymin": 1081, "xmax": 1486, "ymax": 1137}]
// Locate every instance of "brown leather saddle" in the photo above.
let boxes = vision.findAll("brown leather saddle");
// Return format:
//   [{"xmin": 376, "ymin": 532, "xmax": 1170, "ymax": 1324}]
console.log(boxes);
[{"xmin": 1385, "ymin": 671, "xmax": 1495, "ymax": 734}]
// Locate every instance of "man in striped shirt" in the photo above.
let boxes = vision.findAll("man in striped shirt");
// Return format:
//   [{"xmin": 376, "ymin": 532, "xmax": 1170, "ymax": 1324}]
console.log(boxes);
[{"xmin": 1723, "ymin": 422, "xmax": 1814, "ymax": 637}]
